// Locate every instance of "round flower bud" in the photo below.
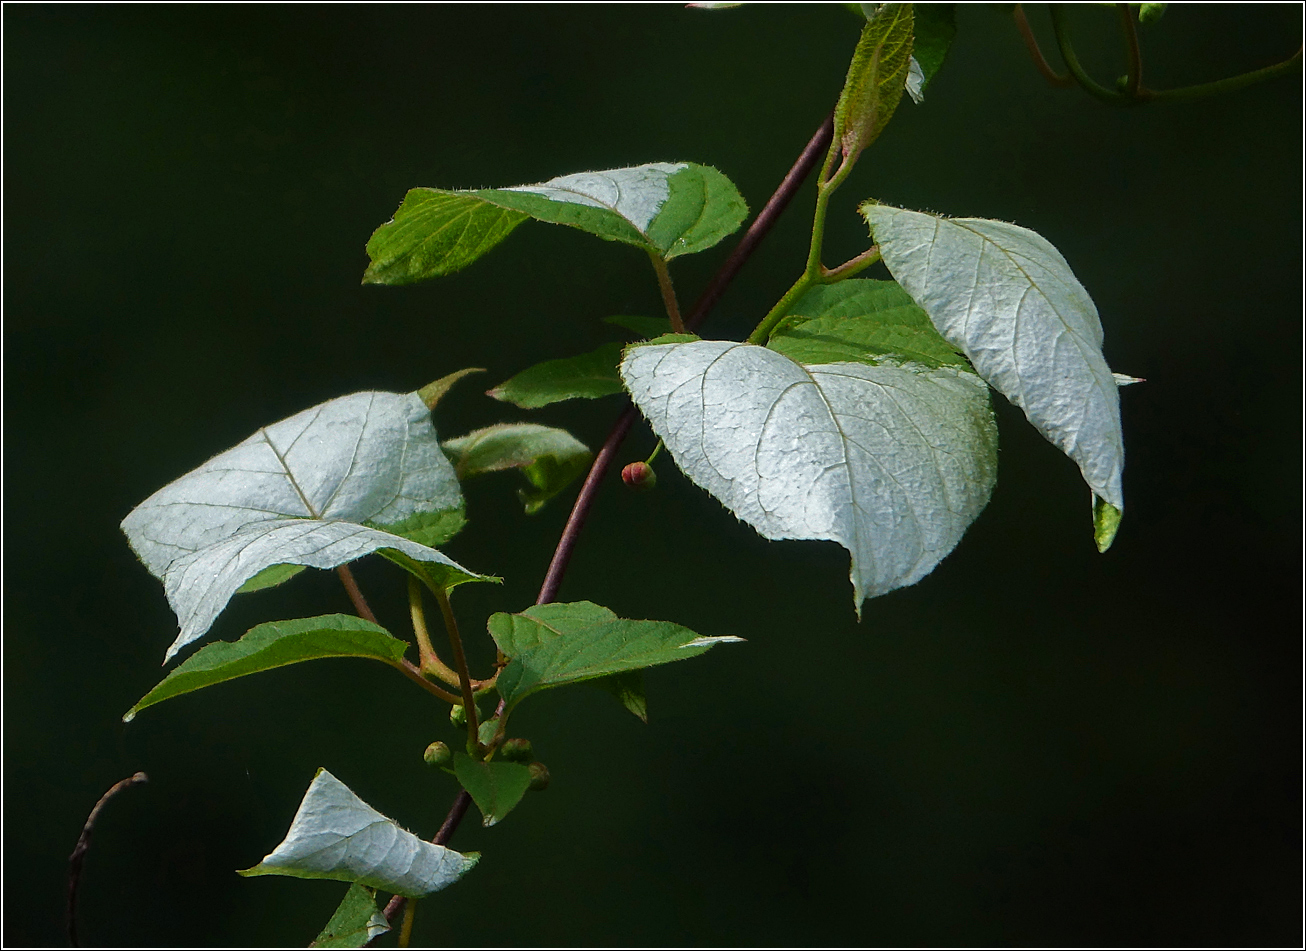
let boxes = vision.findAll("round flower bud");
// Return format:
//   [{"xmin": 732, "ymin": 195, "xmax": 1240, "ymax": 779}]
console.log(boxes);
[
  {"xmin": 527, "ymin": 761, "xmax": 551, "ymax": 791},
  {"xmin": 500, "ymin": 738, "xmax": 534, "ymax": 763},
  {"xmin": 423, "ymin": 741, "xmax": 452, "ymax": 768},
  {"xmin": 449, "ymin": 704, "xmax": 468, "ymax": 728},
  {"xmin": 621, "ymin": 461, "xmax": 657, "ymax": 490}
]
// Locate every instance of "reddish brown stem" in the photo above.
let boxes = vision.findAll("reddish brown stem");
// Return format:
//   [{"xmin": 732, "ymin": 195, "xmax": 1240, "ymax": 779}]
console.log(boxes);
[
  {"xmin": 68, "ymin": 772, "xmax": 149, "ymax": 946},
  {"xmin": 1014, "ymin": 4, "xmax": 1075, "ymax": 88},
  {"xmin": 335, "ymin": 564, "xmax": 378, "ymax": 624}
]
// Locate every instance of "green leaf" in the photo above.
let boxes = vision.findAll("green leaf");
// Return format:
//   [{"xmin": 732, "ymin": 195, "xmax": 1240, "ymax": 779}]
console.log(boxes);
[
  {"xmin": 451, "ymin": 753, "xmax": 533, "ymax": 827},
  {"xmin": 417, "ymin": 367, "xmax": 486, "ymax": 411},
  {"xmin": 603, "ymin": 315, "xmax": 672, "ymax": 339},
  {"xmin": 235, "ymin": 563, "xmax": 307, "ymax": 594},
  {"xmin": 911, "ymin": 4, "xmax": 956, "ymax": 94},
  {"xmin": 621, "ymin": 340, "xmax": 997, "ymax": 611},
  {"xmin": 487, "ymin": 343, "xmax": 625, "ymax": 409},
  {"xmin": 123, "ymin": 615, "xmax": 409, "ymax": 722},
  {"xmin": 768, "ymin": 279, "xmax": 968, "ymax": 369},
  {"xmin": 1093, "ymin": 496, "xmax": 1122, "ymax": 553},
  {"xmin": 1137, "ymin": 3, "xmax": 1167, "ymax": 25},
  {"xmin": 241, "ymin": 769, "xmax": 479, "ymax": 898},
  {"xmin": 834, "ymin": 4, "xmax": 914, "ymax": 160},
  {"xmin": 488, "ymin": 601, "xmax": 743, "ymax": 711},
  {"xmin": 121, "ymin": 390, "xmax": 480, "ymax": 661},
  {"xmin": 371, "ymin": 506, "xmax": 467, "ymax": 549},
  {"xmin": 864, "ymin": 202, "xmax": 1126, "ymax": 534},
  {"xmin": 362, "ymin": 191, "xmax": 529, "ymax": 285},
  {"xmin": 311, "ymin": 885, "xmax": 390, "ymax": 948},
  {"xmin": 442, "ymin": 424, "xmax": 591, "ymax": 514},
  {"xmin": 594, "ymin": 670, "xmax": 649, "ymax": 723},
  {"xmin": 363, "ymin": 163, "xmax": 748, "ymax": 285}
]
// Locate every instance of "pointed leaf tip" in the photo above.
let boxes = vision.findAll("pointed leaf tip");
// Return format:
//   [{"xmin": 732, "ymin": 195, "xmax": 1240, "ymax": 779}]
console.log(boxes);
[
  {"xmin": 418, "ymin": 368, "xmax": 486, "ymax": 410},
  {"xmin": 1093, "ymin": 495, "xmax": 1122, "ymax": 552}
]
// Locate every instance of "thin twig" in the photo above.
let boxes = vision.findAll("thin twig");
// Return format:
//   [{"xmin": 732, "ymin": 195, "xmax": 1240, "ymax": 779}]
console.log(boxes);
[
  {"xmin": 1013, "ymin": 4, "xmax": 1074, "ymax": 88},
  {"xmin": 335, "ymin": 564, "xmax": 378, "ymax": 624},
  {"xmin": 68, "ymin": 772, "xmax": 149, "ymax": 946},
  {"xmin": 407, "ymin": 576, "xmax": 462, "ymax": 686},
  {"xmin": 379, "ymin": 112, "xmax": 836, "ymax": 935},
  {"xmin": 393, "ymin": 657, "xmax": 463, "ymax": 705},
  {"xmin": 1117, "ymin": 3, "xmax": 1142, "ymax": 98},
  {"xmin": 648, "ymin": 252, "xmax": 685, "ymax": 333},
  {"xmin": 434, "ymin": 586, "xmax": 479, "ymax": 752}
]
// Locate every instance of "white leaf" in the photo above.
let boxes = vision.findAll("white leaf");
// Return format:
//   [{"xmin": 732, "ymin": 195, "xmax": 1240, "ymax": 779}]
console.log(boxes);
[
  {"xmin": 505, "ymin": 163, "xmax": 686, "ymax": 234},
  {"xmin": 905, "ymin": 54, "xmax": 925, "ymax": 103},
  {"xmin": 241, "ymin": 769, "xmax": 479, "ymax": 898},
  {"xmin": 122, "ymin": 391, "xmax": 476, "ymax": 660},
  {"xmin": 864, "ymin": 204, "xmax": 1125, "ymax": 511},
  {"xmin": 620, "ymin": 340, "xmax": 997, "ymax": 608}
]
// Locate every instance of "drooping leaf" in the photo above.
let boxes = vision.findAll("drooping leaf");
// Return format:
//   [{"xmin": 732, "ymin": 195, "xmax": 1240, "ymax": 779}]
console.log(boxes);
[
  {"xmin": 311, "ymin": 884, "xmax": 390, "ymax": 948},
  {"xmin": 835, "ymin": 4, "xmax": 914, "ymax": 161},
  {"xmin": 442, "ymin": 424, "xmax": 591, "ymax": 514},
  {"xmin": 121, "ymin": 390, "xmax": 484, "ymax": 661},
  {"xmin": 240, "ymin": 769, "xmax": 479, "ymax": 898},
  {"xmin": 364, "ymin": 163, "xmax": 747, "ymax": 285},
  {"xmin": 604, "ymin": 315, "xmax": 673, "ymax": 339},
  {"xmin": 487, "ymin": 343, "xmax": 626, "ymax": 409},
  {"xmin": 236, "ymin": 563, "xmax": 307, "ymax": 594},
  {"xmin": 124, "ymin": 615, "xmax": 410, "ymax": 722},
  {"xmin": 451, "ymin": 754, "xmax": 534, "ymax": 828},
  {"xmin": 487, "ymin": 601, "xmax": 743, "ymax": 711},
  {"xmin": 594, "ymin": 670, "xmax": 649, "ymax": 723},
  {"xmin": 911, "ymin": 4, "xmax": 956, "ymax": 93},
  {"xmin": 621, "ymin": 340, "xmax": 997, "ymax": 610},
  {"xmin": 863, "ymin": 203, "xmax": 1126, "ymax": 524},
  {"xmin": 769, "ymin": 279, "xmax": 968, "ymax": 369}
]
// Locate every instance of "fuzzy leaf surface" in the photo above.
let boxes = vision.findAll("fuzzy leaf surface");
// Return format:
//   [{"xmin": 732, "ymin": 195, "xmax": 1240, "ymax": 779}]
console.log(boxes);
[
  {"xmin": 121, "ymin": 390, "xmax": 479, "ymax": 661},
  {"xmin": 621, "ymin": 340, "xmax": 997, "ymax": 609},
  {"xmin": 364, "ymin": 163, "xmax": 747, "ymax": 284},
  {"xmin": 452, "ymin": 754, "xmax": 534, "ymax": 828},
  {"xmin": 864, "ymin": 204, "xmax": 1125, "ymax": 516},
  {"xmin": 835, "ymin": 4, "xmax": 914, "ymax": 159},
  {"xmin": 488, "ymin": 343, "xmax": 626, "ymax": 408},
  {"xmin": 443, "ymin": 423, "xmax": 591, "ymax": 514},
  {"xmin": 124, "ymin": 615, "xmax": 409, "ymax": 722},
  {"xmin": 311, "ymin": 884, "xmax": 390, "ymax": 948},
  {"xmin": 488, "ymin": 601, "xmax": 743, "ymax": 710},
  {"xmin": 241, "ymin": 769, "xmax": 479, "ymax": 898}
]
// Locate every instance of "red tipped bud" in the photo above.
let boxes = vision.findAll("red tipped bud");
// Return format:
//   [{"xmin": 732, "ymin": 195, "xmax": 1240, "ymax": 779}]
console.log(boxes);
[
  {"xmin": 527, "ymin": 761, "xmax": 551, "ymax": 791},
  {"xmin": 500, "ymin": 738, "xmax": 534, "ymax": 763},
  {"xmin": 621, "ymin": 461, "xmax": 657, "ymax": 490}
]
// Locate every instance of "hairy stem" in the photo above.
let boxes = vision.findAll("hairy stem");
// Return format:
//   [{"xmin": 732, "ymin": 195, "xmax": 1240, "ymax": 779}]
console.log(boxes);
[
  {"xmin": 649, "ymin": 252, "xmax": 685, "ymax": 333},
  {"xmin": 392, "ymin": 658, "xmax": 463, "ymax": 705},
  {"xmin": 68, "ymin": 772, "xmax": 149, "ymax": 946},
  {"xmin": 821, "ymin": 245, "xmax": 881, "ymax": 283},
  {"xmin": 398, "ymin": 898, "xmax": 417, "ymax": 947},
  {"xmin": 335, "ymin": 564, "xmax": 378, "ymax": 624},
  {"xmin": 408, "ymin": 576, "xmax": 462, "ymax": 686},
  {"xmin": 435, "ymin": 586, "xmax": 479, "ymax": 752},
  {"xmin": 1013, "ymin": 4, "xmax": 1074, "ymax": 87}
]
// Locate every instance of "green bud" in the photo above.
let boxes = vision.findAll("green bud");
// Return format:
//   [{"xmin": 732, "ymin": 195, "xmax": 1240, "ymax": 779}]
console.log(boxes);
[
  {"xmin": 500, "ymin": 738, "xmax": 534, "ymax": 763},
  {"xmin": 423, "ymin": 741, "xmax": 452, "ymax": 768},
  {"xmin": 1138, "ymin": 3, "xmax": 1167, "ymax": 25},
  {"xmin": 449, "ymin": 704, "xmax": 468, "ymax": 728},
  {"xmin": 527, "ymin": 761, "xmax": 550, "ymax": 792}
]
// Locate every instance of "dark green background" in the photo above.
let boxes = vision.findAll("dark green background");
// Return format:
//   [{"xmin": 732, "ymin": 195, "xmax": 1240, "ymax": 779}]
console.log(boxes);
[{"xmin": 5, "ymin": 4, "xmax": 1301, "ymax": 946}]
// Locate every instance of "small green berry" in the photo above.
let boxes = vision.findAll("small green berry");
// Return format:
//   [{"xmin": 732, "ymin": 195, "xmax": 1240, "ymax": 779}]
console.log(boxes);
[
  {"xmin": 423, "ymin": 741, "xmax": 452, "ymax": 768},
  {"xmin": 500, "ymin": 738, "xmax": 534, "ymax": 763},
  {"xmin": 449, "ymin": 704, "xmax": 468, "ymax": 728}
]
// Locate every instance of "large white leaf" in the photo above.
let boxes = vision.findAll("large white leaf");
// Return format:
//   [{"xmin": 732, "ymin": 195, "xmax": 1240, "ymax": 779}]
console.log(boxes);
[
  {"xmin": 620, "ymin": 340, "xmax": 997, "ymax": 608},
  {"xmin": 240, "ymin": 769, "xmax": 479, "ymax": 898},
  {"xmin": 122, "ymin": 391, "xmax": 477, "ymax": 660},
  {"xmin": 864, "ymin": 204, "xmax": 1125, "ymax": 515}
]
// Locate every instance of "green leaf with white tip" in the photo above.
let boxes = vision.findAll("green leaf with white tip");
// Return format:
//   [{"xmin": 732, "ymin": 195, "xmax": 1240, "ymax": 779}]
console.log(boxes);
[
  {"xmin": 123, "ymin": 615, "xmax": 410, "ymax": 722},
  {"xmin": 240, "ymin": 769, "xmax": 479, "ymax": 898},
  {"xmin": 835, "ymin": 3, "xmax": 913, "ymax": 161},
  {"xmin": 769, "ymin": 279, "xmax": 968, "ymax": 369},
  {"xmin": 311, "ymin": 885, "xmax": 390, "ymax": 948},
  {"xmin": 910, "ymin": 4, "xmax": 956, "ymax": 95},
  {"xmin": 365, "ymin": 163, "xmax": 747, "ymax": 284},
  {"xmin": 487, "ymin": 601, "xmax": 743, "ymax": 711},
  {"xmin": 121, "ymin": 390, "xmax": 485, "ymax": 661},
  {"xmin": 452, "ymin": 754, "xmax": 534, "ymax": 828},
  {"xmin": 442, "ymin": 423, "xmax": 591, "ymax": 514},
  {"xmin": 487, "ymin": 343, "xmax": 626, "ymax": 409},
  {"xmin": 863, "ymin": 203, "xmax": 1127, "ymax": 531},
  {"xmin": 620, "ymin": 340, "xmax": 997, "ymax": 610}
]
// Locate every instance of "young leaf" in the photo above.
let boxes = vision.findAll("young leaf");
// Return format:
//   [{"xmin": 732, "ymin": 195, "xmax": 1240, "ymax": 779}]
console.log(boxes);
[
  {"xmin": 442, "ymin": 423, "xmax": 591, "ymax": 514},
  {"xmin": 487, "ymin": 343, "xmax": 626, "ymax": 409},
  {"xmin": 364, "ymin": 163, "xmax": 747, "ymax": 285},
  {"xmin": 121, "ymin": 390, "xmax": 484, "ymax": 661},
  {"xmin": 240, "ymin": 769, "xmax": 479, "ymax": 898},
  {"xmin": 835, "ymin": 4, "xmax": 914, "ymax": 161},
  {"xmin": 769, "ymin": 279, "xmax": 968, "ymax": 369},
  {"xmin": 311, "ymin": 884, "xmax": 390, "ymax": 948},
  {"xmin": 487, "ymin": 601, "xmax": 744, "ymax": 711},
  {"xmin": 123, "ymin": 615, "xmax": 410, "ymax": 722},
  {"xmin": 863, "ymin": 203, "xmax": 1127, "ymax": 524},
  {"xmin": 620, "ymin": 340, "xmax": 997, "ymax": 610},
  {"xmin": 417, "ymin": 366, "xmax": 486, "ymax": 411},
  {"xmin": 451, "ymin": 754, "xmax": 534, "ymax": 827}
]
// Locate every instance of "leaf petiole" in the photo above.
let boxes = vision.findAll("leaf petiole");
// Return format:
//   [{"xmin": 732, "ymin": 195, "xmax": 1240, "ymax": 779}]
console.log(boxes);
[{"xmin": 408, "ymin": 577, "xmax": 463, "ymax": 688}]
